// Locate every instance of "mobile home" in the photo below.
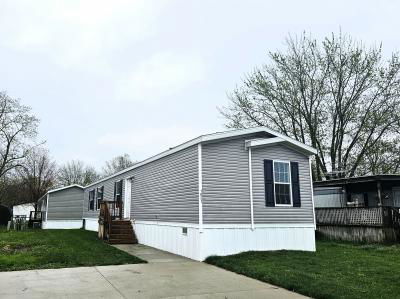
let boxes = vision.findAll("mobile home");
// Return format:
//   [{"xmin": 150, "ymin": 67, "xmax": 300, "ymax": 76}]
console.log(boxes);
[
  {"xmin": 80, "ymin": 127, "xmax": 317, "ymax": 261},
  {"xmin": 37, "ymin": 184, "xmax": 84, "ymax": 229}
]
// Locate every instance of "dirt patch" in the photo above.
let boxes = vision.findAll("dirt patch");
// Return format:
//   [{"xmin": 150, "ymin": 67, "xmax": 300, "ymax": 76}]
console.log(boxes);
[{"xmin": 1, "ymin": 244, "xmax": 32, "ymax": 253}]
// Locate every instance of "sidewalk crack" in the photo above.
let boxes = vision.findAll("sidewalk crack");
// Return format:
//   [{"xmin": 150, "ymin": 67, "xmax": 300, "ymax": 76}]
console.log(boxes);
[{"xmin": 95, "ymin": 267, "xmax": 127, "ymax": 299}]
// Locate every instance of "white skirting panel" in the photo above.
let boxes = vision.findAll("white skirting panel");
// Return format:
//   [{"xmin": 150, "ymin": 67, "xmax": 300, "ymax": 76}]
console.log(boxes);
[
  {"xmin": 133, "ymin": 221, "xmax": 201, "ymax": 260},
  {"xmin": 83, "ymin": 218, "xmax": 99, "ymax": 232},
  {"xmin": 133, "ymin": 221, "xmax": 315, "ymax": 261},
  {"xmin": 42, "ymin": 220, "xmax": 83, "ymax": 229},
  {"xmin": 199, "ymin": 225, "xmax": 316, "ymax": 261}
]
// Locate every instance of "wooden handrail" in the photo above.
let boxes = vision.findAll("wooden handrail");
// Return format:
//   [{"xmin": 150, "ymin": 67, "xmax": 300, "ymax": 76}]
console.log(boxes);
[{"xmin": 99, "ymin": 200, "xmax": 123, "ymax": 240}]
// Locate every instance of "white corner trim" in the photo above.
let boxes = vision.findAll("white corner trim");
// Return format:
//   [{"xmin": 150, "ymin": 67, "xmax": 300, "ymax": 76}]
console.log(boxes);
[
  {"xmin": 45, "ymin": 193, "xmax": 49, "ymax": 221},
  {"xmin": 309, "ymin": 157, "xmax": 316, "ymax": 230},
  {"xmin": 198, "ymin": 143, "xmax": 203, "ymax": 233},
  {"xmin": 248, "ymin": 147, "xmax": 255, "ymax": 230}
]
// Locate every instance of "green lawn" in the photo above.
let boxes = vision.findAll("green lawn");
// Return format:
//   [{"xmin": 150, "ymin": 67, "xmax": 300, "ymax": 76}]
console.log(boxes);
[
  {"xmin": 0, "ymin": 228, "xmax": 145, "ymax": 271},
  {"xmin": 206, "ymin": 240, "xmax": 400, "ymax": 299}
]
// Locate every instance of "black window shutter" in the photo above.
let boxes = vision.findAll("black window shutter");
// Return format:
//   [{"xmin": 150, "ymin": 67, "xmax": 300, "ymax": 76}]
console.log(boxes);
[
  {"xmin": 88, "ymin": 192, "xmax": 90, "ymax": 211},
  {"xmin": 291, "ymin": 162, "xmax": 301, "ymax": 207},
  {"xmin": 264, "ymin": 159, "xmax": 275, "ymax": 207},
  {"xmin": 113, "ymin": 182, "xmax": 117, "ymax": 200},
  {"xmin": 118, "ymin": 180, "xmax": 123, "ymax": 196}
]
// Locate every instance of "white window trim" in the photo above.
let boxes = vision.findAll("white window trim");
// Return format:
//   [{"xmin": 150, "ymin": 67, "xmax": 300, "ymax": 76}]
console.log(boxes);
[
  {"xmin": 96, "ymin": 186, "xmax": 104, "ymax": 211},
  {"xmin": 114, "ymin": 180, "xmax": 122, "ymax": 201},
  {"xmin": 89, "ymin": 189, "xmax": 96, "ymax": 211},
  {"xmin": 273, "ymin": 159, "xmax": 293, "ymax": 207}
]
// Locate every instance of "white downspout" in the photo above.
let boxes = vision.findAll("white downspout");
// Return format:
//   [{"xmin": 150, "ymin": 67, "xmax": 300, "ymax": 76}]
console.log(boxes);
[
  {"xmin": 198, "ymin": 143, "xmax": 203, "ymax": 233},
  {"xmin": 309, "ymin": 156, "xmax": 316, "ymax": 230},
  {"xmin": 248, "ymin": 147, "xmax": 255, "ymax": 230}
]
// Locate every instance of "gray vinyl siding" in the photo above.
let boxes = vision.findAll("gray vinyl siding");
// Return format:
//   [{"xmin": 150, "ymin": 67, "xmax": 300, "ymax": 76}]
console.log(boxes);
[
  {"xmin": 83, "ymin": 145, "xmax": 199, "ymax": 224},
  {"xmin": 83, "ymin": 169, "xmax": 135, "ymax": 219},
  {"xmin": 201, "ymin": 137, "xmax": 314, "ymax": 224},
  {"xmin": 131, "ymin": 145, "xmax": 198, "ymax": 223},
  {"xmin": 202, "ymin": 137, "xmax": 251, "ymax": 224},
  {"xmin": 47, "ymin": 187, "xmax": 84, "ymax": 220},
  {"xmin": 251, "ymin": 145, "xmax": 314, "ymax": 224}
]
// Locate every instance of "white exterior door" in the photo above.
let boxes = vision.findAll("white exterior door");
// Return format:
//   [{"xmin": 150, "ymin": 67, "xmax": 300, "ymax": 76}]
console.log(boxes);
[
  {"xmin": 393, "ymin": 188, "xmax": 400, "ymax": 207},
  {"xmin": 124, "ymin": 178, "xmax": 132, "ymax": 219}
]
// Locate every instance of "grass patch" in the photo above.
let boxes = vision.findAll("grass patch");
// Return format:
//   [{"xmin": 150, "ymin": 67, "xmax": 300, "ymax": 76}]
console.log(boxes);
[
  {"xmin": 0, "ymin": 228, "xmax": 145, "ymax": 271},
  {"xmin": 205, "ymin": 240, "xmax": 400, "ymax": 299}
]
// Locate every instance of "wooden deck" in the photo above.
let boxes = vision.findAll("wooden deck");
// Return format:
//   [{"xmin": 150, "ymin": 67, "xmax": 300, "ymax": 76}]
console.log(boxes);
[
  {"xmin": 315, "ymin": 206, "xmax": 400, "ymax": 228},
  {"xmin": 315, "ymin": 207, "xmax": 400, "ymax": 242}
]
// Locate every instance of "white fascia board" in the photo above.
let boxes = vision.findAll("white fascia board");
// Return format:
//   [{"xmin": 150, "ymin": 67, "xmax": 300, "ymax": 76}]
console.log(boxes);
[
  {"xmin": 245, "ymin": 137, "xmax": 285, "ymax": 148},
  {"xmin": 261, "ymin": 127, "xmax": 318, "ymax": 155},
  {"xmin": 84, "ymin": 128, "xmax": 268, "ymax": 188},
  {"xmin": 84, "ymin": 137, "xmax": 202, "ymax": 188},
  {"xmin": 37, "ymin": 194, "xmax": 47, "ymax": 203},
  {"xmin": 48, "ymin": 184, "xmax": 84, "ymax": 194},
  {"xmin": 245, "ymin": 135, "xmax": 317, "ymax": 156},
  {"xmin": 84, "ymin": 126, "xmax": 316, "ymax": 189}
]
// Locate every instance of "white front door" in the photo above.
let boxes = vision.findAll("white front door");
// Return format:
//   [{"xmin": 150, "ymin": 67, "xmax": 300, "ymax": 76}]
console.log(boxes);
[
  {"xmin": 393, "ymin": 188, "xmax": 400, "ymax": 208},
  {"xmin": 124, "ymin": 178, "xmax": 132, "ymax": 219}
]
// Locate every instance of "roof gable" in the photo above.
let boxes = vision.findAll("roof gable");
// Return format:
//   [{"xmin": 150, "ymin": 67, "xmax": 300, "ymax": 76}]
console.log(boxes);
[{"xmin": 84, "ymin": 127, "xmax": 317, "ymax": 188}]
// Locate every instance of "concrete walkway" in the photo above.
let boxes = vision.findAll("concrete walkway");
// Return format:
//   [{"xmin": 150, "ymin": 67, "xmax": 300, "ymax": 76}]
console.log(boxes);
[{"xmin": 0, "ymin": 244, "xmax": 308, "ymax": 299}]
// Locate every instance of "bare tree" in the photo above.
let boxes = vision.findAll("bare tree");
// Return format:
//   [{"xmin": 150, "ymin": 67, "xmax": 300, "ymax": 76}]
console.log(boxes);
[
  {"xmin": 0, "ymin": 176, "xmax": 26, "ymax": 207},
  {"xmin": 0, "ymin": 148, "xmax": 56, "ymax": 207},
  {"xmin": 102, "ymin": 154, "xmax": 134, "ymax": 176},
  {"xmin": 0, "ymin": 92, "xmax": 39, "ymax": 179},
  {"xmin": 220, "ymin": 32, "xmax": 400, "ymax": 180},
  {"xmin": 17, "ymin": 147, "xmax": 57, "ymax": 202},
  {"xmin": 57, "ymin": 160, "xmax": 99, "ymax": 186}
]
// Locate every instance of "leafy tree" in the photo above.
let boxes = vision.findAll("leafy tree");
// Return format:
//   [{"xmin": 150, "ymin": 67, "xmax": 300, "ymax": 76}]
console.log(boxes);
[
  {"xmin": 102, "ymin": 154, "xmax": 135, "ymax": 176},
  {"xmin": 57, "ymin": 160, "xmax": 99, "ymax": 186},
  {"xmin": 220, "ymin": 32, "xmax": 400, "ymax": 180}
]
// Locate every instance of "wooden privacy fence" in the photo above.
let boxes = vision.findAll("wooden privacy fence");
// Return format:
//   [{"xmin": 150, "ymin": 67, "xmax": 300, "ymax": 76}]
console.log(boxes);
[{"xmin": 316, "ymin": 207, "xmax": 400, "ymax": 228}]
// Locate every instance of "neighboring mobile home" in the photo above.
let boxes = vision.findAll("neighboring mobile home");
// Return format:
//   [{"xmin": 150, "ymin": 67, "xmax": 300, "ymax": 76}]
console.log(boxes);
[
  {"xmin": 314, "ymin": 175, "xmax": 400, "ymax": 208},
  {"xmin": 313, "ymin": 176, "xmax": 400, "ymax": 243},
  {"xmin": 12, "ymin": 203, "xmax": 35, "ymax": 218},
  {"xmin": 37, "ymin": 184, "xmax": 84, "ymax": 229},
  {"xmin": 80, "ymin": 127, "xmax": 317, "ymax": 261}
]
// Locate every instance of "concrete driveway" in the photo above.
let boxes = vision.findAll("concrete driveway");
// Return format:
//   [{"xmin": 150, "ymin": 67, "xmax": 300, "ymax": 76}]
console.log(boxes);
[{"xmin": 0, "ymin": 244, "xmax": 307, "ymax": 299}]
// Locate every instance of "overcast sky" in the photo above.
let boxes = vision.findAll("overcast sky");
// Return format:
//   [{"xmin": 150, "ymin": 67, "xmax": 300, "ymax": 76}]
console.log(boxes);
[{"xmin": 0, "ymin": 0, "xmax": 399, "ymax": 169}]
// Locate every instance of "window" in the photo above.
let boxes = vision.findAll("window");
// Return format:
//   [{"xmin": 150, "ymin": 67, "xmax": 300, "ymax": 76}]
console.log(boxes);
[
  {"xmin": 96, "ymin": 186, "xmax": 104, "ymax": 210},
  {"xmin": 114, "ymin": 180, "xmax": 123, "ymax": 202},
  {"xmin": 88, "ymin": 189, "xmax": 95, "ymax": 211},
  {"xmin": 273, "ymin": 161, "xmax": 292, "ymax": 206},
  {"xmin": 264, "ymin": 159, "xmax": 300, "ymax": 207}
]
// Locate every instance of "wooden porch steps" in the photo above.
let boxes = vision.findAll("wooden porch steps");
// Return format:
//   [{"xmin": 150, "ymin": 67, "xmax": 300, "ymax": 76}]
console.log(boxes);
[{"xmin": 108, "ymin": 220, "xmax": 138, "ymax": 245}]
